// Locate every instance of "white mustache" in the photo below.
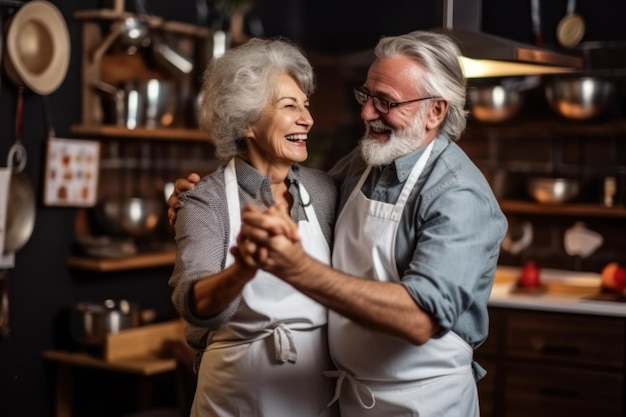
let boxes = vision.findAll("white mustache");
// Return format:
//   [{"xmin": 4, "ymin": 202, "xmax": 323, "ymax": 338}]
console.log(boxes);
[{"xmin": 368, "ymin": 119, "xmax": 392, "ymax": 132}]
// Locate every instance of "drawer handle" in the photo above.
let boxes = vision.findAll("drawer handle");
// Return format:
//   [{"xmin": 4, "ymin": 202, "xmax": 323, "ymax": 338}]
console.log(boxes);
[
  {"xmin": 537, "ymin": 343, "xmax": 581, "ymax": 356},
  {"xmin": 539, "ymin": 387, "xmax": 579, "ymax": 399}
]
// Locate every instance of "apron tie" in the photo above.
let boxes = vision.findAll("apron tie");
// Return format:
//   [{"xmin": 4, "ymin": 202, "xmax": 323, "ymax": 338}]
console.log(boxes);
[
  {"xmin": 273, "ymin": 323, "xmax": 297, "ymax": 363},
  {"xmin": 323, "ymin": 370, "xmax": 375, "ymax": 410}
]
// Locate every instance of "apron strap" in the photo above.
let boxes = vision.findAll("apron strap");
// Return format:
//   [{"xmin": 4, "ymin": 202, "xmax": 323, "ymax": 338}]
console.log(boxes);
[
  {"xmin": 273, "ymin": 323, "xmax": 297, "ymax": 363},
  {"xmin": 323, "ymin": 369, "xmax": 375, "ymax": 410}
]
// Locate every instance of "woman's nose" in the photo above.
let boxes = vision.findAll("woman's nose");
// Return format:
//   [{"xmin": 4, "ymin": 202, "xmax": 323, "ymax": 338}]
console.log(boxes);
[{"xmin": 299, "ymin": 108, "xmax": 314, "ymax": 128}]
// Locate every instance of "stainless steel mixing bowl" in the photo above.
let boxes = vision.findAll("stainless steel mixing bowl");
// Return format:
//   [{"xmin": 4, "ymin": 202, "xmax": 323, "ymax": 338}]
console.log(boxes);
[
  {"xmin": 468, "ymin": 85, "xmax": 525, "ymax": 123},
  {"xmin": 527, "ymin": 177, "xmax": 580, "ymax": 204},
  {"xmin": 545, "ymin": 76, "xmax": 615, "ymax": 120},
  {"xmin": 95, "ymin": 197, "xmax": 165, "ymax": 237}
]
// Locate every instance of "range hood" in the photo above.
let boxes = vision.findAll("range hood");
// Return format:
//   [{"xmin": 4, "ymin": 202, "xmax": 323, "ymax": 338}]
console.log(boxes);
[{"xmin": 438, "ymin": 0, "xmax": 583, "ymax": 78}]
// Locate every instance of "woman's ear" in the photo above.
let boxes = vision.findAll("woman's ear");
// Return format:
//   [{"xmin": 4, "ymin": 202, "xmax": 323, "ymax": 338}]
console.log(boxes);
[
  {"xmin": 242, "ymin": 125, "xmax": 255, "ymax": 140},
  {"xmin": 425, "ymin": 99, "xmax": 448, "ymax": 130}
]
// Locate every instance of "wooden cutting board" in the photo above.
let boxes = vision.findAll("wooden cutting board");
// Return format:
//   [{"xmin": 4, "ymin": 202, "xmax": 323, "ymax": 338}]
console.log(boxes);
[
  {"xmin": 104, "ymin": 319, "xmax": 185, "ymax": 362},
  {"xmin": 494, "ymin": 266, "xmax": 601, "ymax": 295}
]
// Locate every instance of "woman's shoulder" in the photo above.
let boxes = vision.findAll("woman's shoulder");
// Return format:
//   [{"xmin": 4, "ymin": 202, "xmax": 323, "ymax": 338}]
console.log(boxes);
[
  {"xmin": 293, "ymin": 164, "xmax": 335, "ymax": 190},
  {"xmin": 181, "ymin": 167, "xmax": 226, "ymax": 204}
]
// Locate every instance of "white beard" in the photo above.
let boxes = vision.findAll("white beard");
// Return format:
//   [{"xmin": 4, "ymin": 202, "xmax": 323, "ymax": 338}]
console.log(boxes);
[{"xmin": 360, "ymin": 110, "xmax": 428, "ymax": 166}]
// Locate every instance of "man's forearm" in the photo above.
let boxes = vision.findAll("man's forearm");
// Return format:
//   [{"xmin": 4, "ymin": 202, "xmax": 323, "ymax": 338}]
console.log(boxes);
[{"xmin": 279, "ymin": 255, "xmax": 438, "ymax": 345}]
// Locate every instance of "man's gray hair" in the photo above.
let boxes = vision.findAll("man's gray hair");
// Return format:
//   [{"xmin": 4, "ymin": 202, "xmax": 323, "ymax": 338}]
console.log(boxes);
[
  {"xmin": 198, "ymin": 38, "xmax": 315, "ymax": 159},
  {"xmin": 374, "ymin": 31, "xmax": 468, "ymax": 140}
]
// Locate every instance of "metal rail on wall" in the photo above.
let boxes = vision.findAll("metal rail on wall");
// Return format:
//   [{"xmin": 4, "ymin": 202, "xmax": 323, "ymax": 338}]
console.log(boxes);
[{"xmin": 0, "ymin": 0, "xmax": 25, "ymax": 8}]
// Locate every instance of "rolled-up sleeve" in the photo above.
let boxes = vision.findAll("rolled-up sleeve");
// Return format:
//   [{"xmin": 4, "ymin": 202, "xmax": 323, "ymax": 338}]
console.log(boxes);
[{"xmin": 400, "ymin": 152, "xmax": 507, "ymax": 346}]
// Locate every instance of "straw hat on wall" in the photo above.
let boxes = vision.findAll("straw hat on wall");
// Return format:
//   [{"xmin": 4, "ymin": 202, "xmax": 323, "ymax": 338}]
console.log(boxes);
[{"xmin": 3, "ymin": 0, "xmax": 70, "ymax": 95}]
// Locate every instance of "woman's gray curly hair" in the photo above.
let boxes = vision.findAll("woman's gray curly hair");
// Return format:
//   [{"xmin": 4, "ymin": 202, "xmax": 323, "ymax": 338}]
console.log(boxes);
[
  {"xmin": 198, "ymin": 38, "xmax": 315, "ymax": 160},
  {"xmin": 374, "ymin": 31, "xmax": 468, "ymax": 141}
]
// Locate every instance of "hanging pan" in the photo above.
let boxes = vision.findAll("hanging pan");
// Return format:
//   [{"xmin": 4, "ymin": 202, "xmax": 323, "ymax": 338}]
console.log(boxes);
[{"xmin": 5, "ymin": 87, "xmax": 35, "ymax": 253}]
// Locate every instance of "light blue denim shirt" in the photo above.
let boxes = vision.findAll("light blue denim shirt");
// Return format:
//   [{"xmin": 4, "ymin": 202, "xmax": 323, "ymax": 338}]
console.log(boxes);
[{"xmin": 328, "ymin": 133, "xmax": 507, "ymax": 371}]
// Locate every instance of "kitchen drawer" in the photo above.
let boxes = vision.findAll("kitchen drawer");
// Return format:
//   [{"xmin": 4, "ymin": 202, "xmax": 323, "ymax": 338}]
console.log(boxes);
[
  {"xmin": 504, "ymin": 362, "xmax": 623, "ymax": 417},
  {"xmin": 505, "ymin": 310, "xmax": 624, "ymax": 367}
]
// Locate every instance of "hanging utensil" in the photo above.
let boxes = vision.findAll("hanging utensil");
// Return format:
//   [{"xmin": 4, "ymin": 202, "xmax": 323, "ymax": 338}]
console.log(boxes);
[
  {"xmin": 564, "ymin": 222, "xmax": 603, "ymax": 270},
  {"xmin": 118, "ymin": 0, "xmax": 151, "ymax": 54},
  {"xmin": 5, "ymin": 87, "xmax": 36, "ymax": 253},
  {"xmin": 0, "ymin": 270, "xmax": 9, "ymax": 338},
  {"xmin": 557, "ymin": 0, "xmax": 585, "ymax": 48},
  {"xmin": 530, "ymin": 0, "xmax": 543, "ymax": 46},
  {"xmin": 501, "ymin": 220, "xmax": 534, "ymax": 256},
  {"xmin": 564, "ymin": 222, "xmax": 603, "ymax": 258}
]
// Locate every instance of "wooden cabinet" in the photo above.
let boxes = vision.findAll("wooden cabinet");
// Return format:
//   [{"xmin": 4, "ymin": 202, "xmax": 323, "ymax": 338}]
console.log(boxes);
[
  {"xmin": 463, "ymin": 115, "xmax": 626, "ymax": 271},
  {"xmin": 476, "ymin": 307, "xmax": 626, "ymax": 417},
  {"xmin": 463, "ymin": 119, "xmax": 626, "ymax": 219},
  {"xmin": 73, "ymin": 3, "xmax": 211, "ymax": 136},
  {"xmin": 505, "ymin": 363, "xmax": 622, "ymax": 417},
  {"xmin": 67, "ymin": 4, "xmax": 217, "ymax": 272}
]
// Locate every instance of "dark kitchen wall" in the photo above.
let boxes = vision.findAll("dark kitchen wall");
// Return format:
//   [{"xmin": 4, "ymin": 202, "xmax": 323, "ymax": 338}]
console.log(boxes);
[
  {"xmin": 0, "ymin": 1, "xmax": 199, "ymax": 416},
  {"xmin": 0, "ymin": 1, "xmax": 625, "ymax": 417}
]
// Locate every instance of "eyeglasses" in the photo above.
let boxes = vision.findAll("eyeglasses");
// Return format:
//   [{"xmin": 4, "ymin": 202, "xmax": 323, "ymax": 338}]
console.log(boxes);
[{"xmin": 353, "ymin": 87, "xmax": 439, "ymax": 114}]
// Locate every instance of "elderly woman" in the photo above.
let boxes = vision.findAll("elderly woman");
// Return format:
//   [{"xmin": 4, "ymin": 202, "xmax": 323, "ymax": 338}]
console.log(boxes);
[{"xmin": 168, "ymin": 38, "xmax": 338, "ymax": 416}]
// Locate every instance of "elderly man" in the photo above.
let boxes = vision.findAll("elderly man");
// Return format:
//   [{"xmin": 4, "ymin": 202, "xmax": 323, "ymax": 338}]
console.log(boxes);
[{"xmin": 170, "ymin": 31, "xmax": 507, "ymax": 416}]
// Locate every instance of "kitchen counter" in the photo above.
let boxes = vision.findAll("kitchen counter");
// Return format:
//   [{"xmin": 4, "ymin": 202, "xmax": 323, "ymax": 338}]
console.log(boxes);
[
  {"xmin": 490, "ymin": 266, "xmax": 626, "ymax": 317},
  {"xmin": 44, "ymin": 320, "xmax": 186, "ymax": 417}
]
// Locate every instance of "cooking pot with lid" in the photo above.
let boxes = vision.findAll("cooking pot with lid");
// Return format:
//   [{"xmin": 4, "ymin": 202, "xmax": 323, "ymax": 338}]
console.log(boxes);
[{"xmin": 70, "ymin": 299, "xmax": 141, "ymax": 346}]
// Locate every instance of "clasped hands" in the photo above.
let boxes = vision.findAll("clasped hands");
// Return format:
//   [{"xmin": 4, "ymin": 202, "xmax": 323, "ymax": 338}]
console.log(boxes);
[{"xmin": 234, "ymin": 203, "xmax": 302, "ymax": 274}]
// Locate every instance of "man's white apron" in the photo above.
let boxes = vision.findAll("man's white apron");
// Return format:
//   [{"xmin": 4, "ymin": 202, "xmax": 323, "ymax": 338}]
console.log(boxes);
[
  {"xmin": 191, "ymin": 159, "xmax": 337, "ymax": 417},
  {"xmin": 328, "ymin": 142, "xmax": 479, "ymax": 416}
]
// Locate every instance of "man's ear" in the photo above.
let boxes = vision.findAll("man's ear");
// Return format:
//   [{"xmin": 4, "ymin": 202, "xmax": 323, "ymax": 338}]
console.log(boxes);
[{"xmin": 425, "ymin": 99, "xmax": 448, "ymax": 130}]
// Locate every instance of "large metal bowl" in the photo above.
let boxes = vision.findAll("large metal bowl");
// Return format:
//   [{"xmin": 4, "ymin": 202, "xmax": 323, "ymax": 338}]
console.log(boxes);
[
  {"xmin": 527, "ymin": 177, "xmax": 580, "ymax": 204},
  {"xmin": 545, "ymin": 76, "xmax": 615, "ymax": 120},
  {"xmin": 94, "ymin": 197, "xmax": 164, "ymax": 237},
  {"xmin": 468, "ymin": 85, "xmax": 524, "ymax": 123}
]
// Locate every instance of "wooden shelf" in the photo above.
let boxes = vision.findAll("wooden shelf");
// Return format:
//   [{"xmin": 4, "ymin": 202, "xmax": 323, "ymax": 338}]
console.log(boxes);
[
  {"xmin": 500, "ymin": 200, "xmax": 626, "ymax": 218},
  {"xmin": 467, "ymin": 119, "xmax": 626, "ymax": 138},
  {"xmin": 70, "ymin": 124, "xmax": 211, "ymax": 142},
  {"xmin": 43, "ymin": 350, "xmax": 177, "ymax": 376},
  {"xmin": 73, "ymin": 9, "xmax": 210, "ymax": 38},
  {"xmin": 67, "ymin": 249, "xmax": 176, "ymax": 272}
]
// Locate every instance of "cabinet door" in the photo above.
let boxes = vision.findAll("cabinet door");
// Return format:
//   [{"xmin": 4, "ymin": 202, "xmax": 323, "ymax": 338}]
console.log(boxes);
[
  {"xmin": 506, "ymin": 310, "xmax": 624, "ymax": 368},
  {"xmin": 504, "ymin": 362, "xmax": 623, "ymax": 417}
]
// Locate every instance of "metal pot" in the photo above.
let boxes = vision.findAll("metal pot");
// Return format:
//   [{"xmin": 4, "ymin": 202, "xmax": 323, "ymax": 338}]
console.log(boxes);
[
  {"xmin": 95, "ymin": 79, "xmax": 179, "ymax": 129},
  {"xmin": 70, "ymin": 299, "xmax": 141, "ymax": 347}
]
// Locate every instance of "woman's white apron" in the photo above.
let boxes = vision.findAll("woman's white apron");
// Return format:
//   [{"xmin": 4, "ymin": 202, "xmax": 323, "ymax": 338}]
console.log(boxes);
[
  {"xmin": 328, "ymin": 142, "xmax": 479, "ymax": 416},
  {"xmin": 191, "ymin": 159, "xmax": 337, "ymax": 417}
]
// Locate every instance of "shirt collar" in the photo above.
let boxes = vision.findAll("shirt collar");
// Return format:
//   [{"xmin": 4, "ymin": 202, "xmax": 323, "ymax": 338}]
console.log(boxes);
[
  {"xmin": 233, "ymin": 156, "xmax": 300, "ymax": 200},
  {"xmin": 376, "ymin": 143, "xmax": 428, "ymax": 183}
]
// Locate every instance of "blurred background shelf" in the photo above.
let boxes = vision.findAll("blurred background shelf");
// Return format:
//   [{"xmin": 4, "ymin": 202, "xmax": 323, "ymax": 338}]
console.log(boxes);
[
  {"xmin": 67, "ymin": 249, "xmax": 176, "ymax": 272},
  {"xmin": 70, "ymin": 124, "xmax": 210, "ymax": 142},
  {"xmin": 500, "ymin": 200, "xmax": 626, "ymax": 217}
]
